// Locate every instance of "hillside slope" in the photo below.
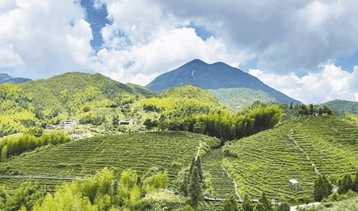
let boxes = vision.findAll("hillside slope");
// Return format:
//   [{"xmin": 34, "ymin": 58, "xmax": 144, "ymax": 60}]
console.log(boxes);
[
  {"xmin": 208, "ymin": 88, "xmax": 277, "ymax": 111},
  {"xmin": 146, "ymin": 59, "xmax": 300, "ymax": 104},
  {"xmin": 223, "ymin": 116, "xmax": 358, "ymax": 202},
  {"xmin": 0, "ymin": 132, "xmax": 220, "ymax": 188}
]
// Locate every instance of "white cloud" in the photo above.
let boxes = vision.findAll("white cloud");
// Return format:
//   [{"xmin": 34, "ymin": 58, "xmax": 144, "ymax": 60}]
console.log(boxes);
[
  {"xmin": 156, "ymin": 0, "xmax": 358, "ymax": 74},
  {"xmin": 249, "ymin": 63, "xmax": 358, "ymax": 104},
  {"xmin": 98, "ymin": 26, "xmax": 253, "ymax": 85},
  {"xmin": 0, "ymin": 0, "xmax": 95, "ymax": 79},
  {"xmin": 95, "ymin": 0, "xmax": 253, "ymax": 85}
]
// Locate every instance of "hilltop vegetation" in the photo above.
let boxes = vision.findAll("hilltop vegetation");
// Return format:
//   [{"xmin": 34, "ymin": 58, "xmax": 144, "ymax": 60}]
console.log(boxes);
[
  {"xmin": 208, "ymin": 88, "xmax": 277, "ymax": 111},
  {"xmin": 323, "ymin": 99, "xmax": 358, "ymax": 115}
]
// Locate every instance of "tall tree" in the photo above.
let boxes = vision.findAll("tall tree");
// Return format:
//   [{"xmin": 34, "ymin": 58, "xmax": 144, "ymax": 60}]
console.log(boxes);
[
  {"xmin": 354, "ymin": 171, "xmax": 358, "ymax": 192},
  {"xmin": 222, "ymin": 195, "xmax": 239, "ymax": 211},
  {"xmin": 259, "ymin": 192, "xmax": 271, "ymax": 211},
  {"xmin": 188, "ymin": 165, "xmax": 202, "ymax": 208},
  {"xmin": 338, "ymin": 174, "xmax": 353, "ymax": 194},
  {"xmin": 313, "ymin": 175, "xmax": 332, "ymax": 201},
  {"xmin": 242, "ymin": 194, "xmax": 254, "ymax": 211}
]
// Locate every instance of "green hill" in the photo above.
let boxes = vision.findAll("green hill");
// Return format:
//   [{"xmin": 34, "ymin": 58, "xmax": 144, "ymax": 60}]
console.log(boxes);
[
  {"xmin": 223, "ymin": 116, "xmax": 358, "ymax": 203},
  {"xmin": 323, "ymin": 99, "xmax": 358, "ymax": 115},
  {"xmin": 19, "ymin": 72, "xmax": 138, "ymax": 111},
  {"xmin": 0, "ymin": 72, "xmax": 156, "ymax": 138},
  {"xmin": 161, "ymin": 85, "xmax": 220, "ymax": 105},
  {"xmin": 208, "ymin": 88, "xmax": 277, "ymax": 111}
]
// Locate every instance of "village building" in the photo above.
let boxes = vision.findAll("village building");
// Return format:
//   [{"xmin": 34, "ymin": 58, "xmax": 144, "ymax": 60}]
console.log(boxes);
[
  {"xmin": 118, "ymin": 120, "xmax": 135, "ymax": 126},
  {"xmin": 289, "ymin": 179, "xmax": 300, "ymax": 191},
  {"xmin": 63, "ymin": 120, "xmax": 77, "ymax": 129},
  {"xmin": 70, "ymin": 134, "xmax": 83, "ymax": 141}
]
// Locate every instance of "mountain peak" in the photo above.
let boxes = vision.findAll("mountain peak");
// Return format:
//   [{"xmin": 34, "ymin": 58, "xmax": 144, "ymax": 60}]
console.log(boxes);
[{"xmin": 146, "ymin": 60, "xmax": 301, "ymax": 104}]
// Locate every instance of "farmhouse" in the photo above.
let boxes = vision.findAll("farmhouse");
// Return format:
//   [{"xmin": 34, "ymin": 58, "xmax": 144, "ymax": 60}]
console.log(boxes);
[
  {"xmin": 70, "ymin": 134, "xmax": 83, "ymax": 141},
  {"xmin": 289, "ymin": 179, "xmax": 300, "ymax": 191},
  {"xmin": 118, "ymin": 120, "xmax": 135, "ymax": 126},
  {"xmin": 63, "ymin": 120, "xmax": 77, "ymax": 129}
]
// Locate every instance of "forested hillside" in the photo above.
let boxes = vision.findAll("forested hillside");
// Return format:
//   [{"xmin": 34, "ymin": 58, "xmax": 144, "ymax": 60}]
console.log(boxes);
[
  {"xmin": 208, "ymin": 88, "xmax": 277, "ymax": 111},
  {"xmin": 323, "ymin": 99, "xmax": 358, "ymax": 115}
]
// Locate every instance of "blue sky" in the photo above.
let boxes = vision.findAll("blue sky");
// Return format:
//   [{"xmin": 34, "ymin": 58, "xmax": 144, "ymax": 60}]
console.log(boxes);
[{"xmin": 1, "ymin": 0, "xmax": 358, "ymax": 103}]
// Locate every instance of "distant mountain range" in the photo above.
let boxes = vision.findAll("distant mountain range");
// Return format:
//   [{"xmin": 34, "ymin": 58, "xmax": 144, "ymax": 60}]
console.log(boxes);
[
  {"xmin": 146, "ymin": 59, "xmax": 301, "ymax": 104},
  {"xmin": 0, "ymin": 73, "xmax": 31, "ymax": 84}
]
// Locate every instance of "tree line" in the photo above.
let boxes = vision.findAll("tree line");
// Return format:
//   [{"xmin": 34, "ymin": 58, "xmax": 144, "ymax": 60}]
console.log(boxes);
[
  {"xmin": 313, "ymin": 172, "xmax": 358, "ymax": 202},
  {"xmin": 0, "ymin": 131, "xmax": 71, "ymax": 162},
  {"xmin": 146, "ymin": 104, "xmax": 283, "ymax": 143}
]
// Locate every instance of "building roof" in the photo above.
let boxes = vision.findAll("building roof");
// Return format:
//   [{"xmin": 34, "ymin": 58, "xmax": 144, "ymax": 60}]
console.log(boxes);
[{"xmin": 289, "ymin": 179, "xmax": 299, "ymax": 184}]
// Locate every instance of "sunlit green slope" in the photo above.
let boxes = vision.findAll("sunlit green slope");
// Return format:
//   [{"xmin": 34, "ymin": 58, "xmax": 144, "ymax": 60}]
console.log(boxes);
[{"xmin": 223, "ymin": 116, "xmax": 358, "ymax": 203}]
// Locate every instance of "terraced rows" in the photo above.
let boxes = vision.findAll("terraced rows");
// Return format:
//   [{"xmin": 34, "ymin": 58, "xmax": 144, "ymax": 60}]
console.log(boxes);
[
  {"xmin": 202, "ymin": 148, "xmax": 237, "ymax": 198},
  {"xmin": 292, "ymin": 117, "xmax": 358, "ymax": 177},
  {"xmin": 224, "ymin": 116, "xmax": 358, "ymax": 202},
  {"xmin": 0, "ymin": 132, "xmax": 220, "ymax": 190},
  {"xmin": 224, "ymin": 120, "xmax": 318, "ymax": 201}
]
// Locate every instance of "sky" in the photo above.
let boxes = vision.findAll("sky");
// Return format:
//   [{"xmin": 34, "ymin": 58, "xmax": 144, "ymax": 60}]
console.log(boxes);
[{"xmin": 1, "ymin": 0, "xmax": 358, "ymax": 104}]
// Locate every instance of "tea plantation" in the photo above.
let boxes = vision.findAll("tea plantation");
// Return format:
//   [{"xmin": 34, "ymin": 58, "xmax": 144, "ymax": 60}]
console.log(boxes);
[
  {"xmin": 0, "ymin": 132, "xmax": 220, "ymax": 190},
  {"xmin": 223, "ymin": 116, "xmax": 358, "ymax": 203}
]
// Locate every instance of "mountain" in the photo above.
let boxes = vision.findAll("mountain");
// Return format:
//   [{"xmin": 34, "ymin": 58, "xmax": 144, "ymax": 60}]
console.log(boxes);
[
  {"xmin": 0, "ymin": 73, "xmax": 31, "ymax": 84},
  {"xmin": 146, "ymin": 59, "xmax": 300, "ymax": 104},
  {"xmin": 322, "ymin": 99, "xmax": 358, "ymax": 114}
]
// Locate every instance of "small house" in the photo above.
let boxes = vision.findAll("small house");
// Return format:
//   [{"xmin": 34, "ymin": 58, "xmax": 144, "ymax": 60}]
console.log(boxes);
[
  {"xmin": 289, "ymin": 179, "xmax": 300, "ymax": 191},
  {"xmin": 118, "ymin": 120, "xmax": 135, "ymax": 126},
  {"xmin": 63, "ymin": 120, "xmax": 77, "ymax": 129},
  {"xmin": 70, "ymin": 134, "xmax": 83, "ymax": 141}
]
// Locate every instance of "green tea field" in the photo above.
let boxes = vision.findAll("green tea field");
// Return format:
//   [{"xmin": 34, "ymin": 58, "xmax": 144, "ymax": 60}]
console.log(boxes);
[
  {"xmin": 0, "ymin": 132, "xmax": 220, "ymax": 190},
  {"xmin": 223, "ymin": 116, "xmax": 358, "ymax": 203}
]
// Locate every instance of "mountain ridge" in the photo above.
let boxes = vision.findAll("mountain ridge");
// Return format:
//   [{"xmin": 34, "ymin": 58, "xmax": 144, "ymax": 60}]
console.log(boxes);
[
  {"xmin": 146, "ymin": 59, "xmax": 301, "ymax": 104},
  {"xmin": 0, "ymin": 73, "xmax": 32, "ymax": 84}
]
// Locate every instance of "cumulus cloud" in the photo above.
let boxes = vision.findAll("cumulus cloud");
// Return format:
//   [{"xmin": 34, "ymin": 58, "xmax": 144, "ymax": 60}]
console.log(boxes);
[
  {"xmin": 0, "ymin": 0, "xmax": 95, "ymax": 79},
  {"xmin": 98, "ymin": 26, "xmax": 253, "ymax": 85},
  {"xmin": 249, "ymin": 63, "xmax": 358, "ymax": 104},
  {"xmin": 156, "ymin": 0, "xmax": 358, "ymax": 74},
  {"xmin": 96, "ymin": 0, "xmax": 254, "ymax": 85}
]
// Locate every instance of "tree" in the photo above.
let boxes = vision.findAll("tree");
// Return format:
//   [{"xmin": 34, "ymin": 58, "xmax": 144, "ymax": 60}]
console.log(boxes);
[
  {"xmin": 254, "ymin": 203, "xmax": 265, "ymax": 211},
  {"xmin": 259, "ymin": 192, "xmax": 271, "ymax": 211},
  {"xmin": 354, "ymin": 171, "xmax": 358, "ymax": 192},
  {"xmin": 188, "ymin": 165, "xmax": 202, "ymax": 208},
  {"xmin": 313, "ymin": 175, "xmax": 332, "ymax": 201},
  {"xmin": 277, "ymin": 202, "xmax": 290, "ymax": 211},
  {"xmin": 289, "ymin": 102, "xmax": 293, "ymax": 109},
  {"xmin": 222, "ymin": 195, "xmax": 239, "ymax": 211},
  {"xmin": 242, "ymin": 194, "xmax": 254, "ymax": 211},
  {"xmin": 338, "ymin": 174, "xmax": 353, "ymax": 194},
  {"xmin": 143, "ymin": 118, "xmax": 157, "ymax": 131}
]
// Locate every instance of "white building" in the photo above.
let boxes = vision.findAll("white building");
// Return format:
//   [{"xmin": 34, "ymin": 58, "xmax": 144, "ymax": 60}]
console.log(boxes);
[{"xmin": 289, "ymin": 179, "xmax": 300, "ymax": 191}]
